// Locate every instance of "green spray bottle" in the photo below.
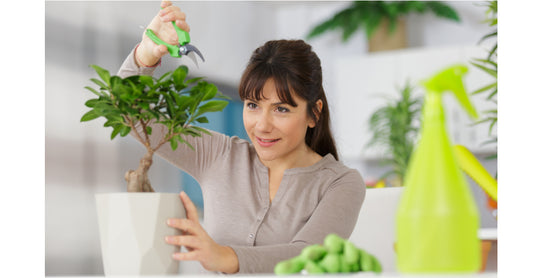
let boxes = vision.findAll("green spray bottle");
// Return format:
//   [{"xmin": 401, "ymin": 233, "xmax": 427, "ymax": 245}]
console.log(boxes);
[{"xmin": 396, "ymin": 65, "xmax": 481, "ymax": 273}]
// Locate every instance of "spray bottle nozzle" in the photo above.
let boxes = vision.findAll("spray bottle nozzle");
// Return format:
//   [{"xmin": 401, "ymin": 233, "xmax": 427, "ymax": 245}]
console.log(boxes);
[{"xmin": 423, "ymin": 65, "xmax": 478, "ymax": 120}]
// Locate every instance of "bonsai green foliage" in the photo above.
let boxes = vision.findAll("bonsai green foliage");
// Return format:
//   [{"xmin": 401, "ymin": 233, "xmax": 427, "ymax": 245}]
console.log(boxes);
[
  {"xmin": 307, "ymin": 1, "xmax": 460, "ymax": 42},
  {"xmin": 471, "ymin": 1, "xmax": 497, "ymax": 156},
  {"xmin": 82, "ymin": 65, "xmax": 229, "ymax": 192},
  {"xmin": 366, "ymin": 82, "xmax": 422, "ymax": 185}
]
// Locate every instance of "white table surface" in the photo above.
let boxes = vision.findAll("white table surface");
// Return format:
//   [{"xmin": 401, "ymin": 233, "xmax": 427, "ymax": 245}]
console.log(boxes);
[{"xmin": 48, "ymin": 273, "xmax": 497, "ymax": 278}]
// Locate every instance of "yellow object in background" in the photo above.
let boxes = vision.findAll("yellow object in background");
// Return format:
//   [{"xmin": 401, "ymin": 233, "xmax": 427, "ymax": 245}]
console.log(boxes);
[
  {"xmin": 454, "ymin": 144, "xmax": 497, "ymax": 201},
  {"xmin": 374, "ymin": 180, "xmax": 386, "ymax": 188}
]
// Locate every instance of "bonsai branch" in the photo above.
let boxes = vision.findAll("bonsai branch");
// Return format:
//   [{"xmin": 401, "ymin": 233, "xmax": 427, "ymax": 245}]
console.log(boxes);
[
  {"xmin": 123, "ymin": 115, "xmax": 156, "ymax": 192},
  {"xmin": 139, "ymin": 118, "xmax": 152, "ymax": 147},
  {"xmin": 125, "ymin": 150, "xmax": 155, "ymax": 193}
]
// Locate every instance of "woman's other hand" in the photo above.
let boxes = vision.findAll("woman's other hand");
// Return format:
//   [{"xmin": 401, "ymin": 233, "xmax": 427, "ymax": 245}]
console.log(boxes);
[
  {"xmin": 135, "ymin": 1, "xmax": 191, "ymax": 67},
  {"xmin": 166, "ymin": 191, "xmax": 239, "ymax": 274}
]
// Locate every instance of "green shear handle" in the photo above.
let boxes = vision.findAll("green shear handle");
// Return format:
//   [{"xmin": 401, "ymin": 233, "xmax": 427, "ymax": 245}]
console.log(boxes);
[
  {"xmin": 145, "ymin": 7, "xmax": 195, "ymax": 59},
  {"xmin": 145, "ymin": 28, "xmax": 184, "ymax": 58},
  {"xmin": 145, "ymin": 20, "xmax": 190, "ymax": 58}
]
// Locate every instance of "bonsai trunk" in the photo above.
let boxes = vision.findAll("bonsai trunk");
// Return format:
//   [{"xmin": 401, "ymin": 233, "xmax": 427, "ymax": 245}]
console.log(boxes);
[{"xmin": 125, "ymin": 151, "xmax": 155, "ymax": 192}]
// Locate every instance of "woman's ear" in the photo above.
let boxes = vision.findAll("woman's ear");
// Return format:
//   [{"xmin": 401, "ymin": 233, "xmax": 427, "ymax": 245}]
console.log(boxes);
[{"xmin": 309, "ymin": 99, "xmax": 323, "ymax": 128}]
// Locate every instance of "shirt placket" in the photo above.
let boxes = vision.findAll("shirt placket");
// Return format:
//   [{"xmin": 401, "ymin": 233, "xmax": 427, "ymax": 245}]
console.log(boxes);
[{"xmin": 247, "ymin": 169, "xmax": 271, "ymax": 245}]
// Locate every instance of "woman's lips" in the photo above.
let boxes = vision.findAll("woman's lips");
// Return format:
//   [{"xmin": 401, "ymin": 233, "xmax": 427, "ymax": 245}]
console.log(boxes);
[{"xmin": 256, "ymin": 136, "xmax": 280, "ymax": 147}]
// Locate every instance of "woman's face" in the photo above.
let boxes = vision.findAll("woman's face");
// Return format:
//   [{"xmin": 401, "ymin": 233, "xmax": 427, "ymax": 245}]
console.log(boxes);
[{"xmin": 243, "ymin": 78, "xmax": 316, "ymax": 167}]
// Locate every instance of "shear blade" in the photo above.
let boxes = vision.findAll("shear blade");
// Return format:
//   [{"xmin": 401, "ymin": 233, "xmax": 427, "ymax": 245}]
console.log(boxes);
[
  {"xmin": 180, "ymin": 44, "xmax": 205, "ymax": 66},
  {"xmin": 185, "ymin": 52, "xmax": 199, "ymax": 68}
]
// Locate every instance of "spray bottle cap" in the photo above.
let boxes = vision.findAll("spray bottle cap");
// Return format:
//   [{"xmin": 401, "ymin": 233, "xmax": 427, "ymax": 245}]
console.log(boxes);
[{"xmin": 422, "ymin": 65, "xmax": 478, "ymax": 120}]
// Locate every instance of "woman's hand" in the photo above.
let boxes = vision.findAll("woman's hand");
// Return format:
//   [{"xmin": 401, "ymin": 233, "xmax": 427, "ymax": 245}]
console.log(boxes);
[
  {"xmin": 135, "ymin": 0, "xmax": 191, "ymax": 67},
  {"xmin": 166, "ymin": 191, "xmax": 239, "ymax": 274}
]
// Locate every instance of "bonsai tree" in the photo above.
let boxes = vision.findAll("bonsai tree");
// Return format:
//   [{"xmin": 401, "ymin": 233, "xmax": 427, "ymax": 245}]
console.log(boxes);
[
  {"xmin": 81, "ymin": 65, "xmax": 228, "ymax": 192},
  {"xmin": 307, "ymin": 1, "xmax": 460, "ymax": 43},
  {"xmin": 365, "ymin": 81, "xmax": 422, "ymax": 186}
]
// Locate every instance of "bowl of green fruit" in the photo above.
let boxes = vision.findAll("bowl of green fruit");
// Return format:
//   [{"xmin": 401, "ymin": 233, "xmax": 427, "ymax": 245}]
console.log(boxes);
[{"xmin": 274, "ymin": 233, "xmax": 382, "ymax": 275}]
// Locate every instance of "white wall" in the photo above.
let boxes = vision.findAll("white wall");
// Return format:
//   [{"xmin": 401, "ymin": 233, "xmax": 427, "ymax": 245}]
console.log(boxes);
[{"xmin": 45, "ymin": 1, "xmax": 496, "ymax": 275}]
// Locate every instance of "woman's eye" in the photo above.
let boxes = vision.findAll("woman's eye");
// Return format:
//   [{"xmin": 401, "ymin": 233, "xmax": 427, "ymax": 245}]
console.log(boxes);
[
  {"xmin": 276, "ymin": 106, "xmax": 290, "ymax": 113},
  {"xmin": 246, "ymin": 102, "xmax": 258, "ymax": 110}
]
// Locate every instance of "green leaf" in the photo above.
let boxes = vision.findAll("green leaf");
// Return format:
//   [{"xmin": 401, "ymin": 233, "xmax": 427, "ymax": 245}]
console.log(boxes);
[
  {"xmin": 172, "ymin": 66, "xmax": 188, "ymax": 86},
  {"xmin": 170, "ymin": 136, "xmax": 178, "ymax": 150},
  {"xmin": 84, "ymin": 99, "xmax": 99, "ymax": 108},
  {"xmin": 185, "ymin": 77, "xmax": 204, "ymax": 85},
  {"xmin": 471, "ymin": 58, "xmax": 497, "ymax": 68},
  {"xmin": 80, "ymin": 109, "xmax": 100, "ymax": 122},
  {"xmin": 176, "ymin": 135, "xmax": 195, "ymax": 150},
  {"xmin": 471, "ymin": 82, "xmax": 497, "ymax": 95},
  {"xmin": 139, "ymin": 75, "xmax": 154, "ymax": 88},
  {"xmin": 90, "ymin": 65, "xmax": 111, "ymax": 85},
  {"xmin": 111, "ymin": 126, "xmax": 121, "ymax": 140},
  {"xmin": 426, "ymin": 2, "xmax": 461, "ymax": 22},
  {"xmin": 196, "ymin": 116, "xmax": 209, "ymax": 124},
  {"xmin": 191, "ymin": 126, "xmax": 211, "ymax": 135},
  {"xmin": 139, "ymin": 102, "xmax": 151, "ymax": 110},
  {"xmin": 471, "ymin": 62, "xmax": 497, "ymax": 77},
  {"xmin": 197, "ymin": 100, "xmax": 229, "ymax": 115},
  {"xmin": 146, "ymin": 125, "xmax": 152, "ymax": 135},
  {"xmin": 85, "ymin": 86, "xmax": 104, "ymax": 97},
  {"xmin": 164, "ymin": 95, "xmax": 177, "ymax": 118},
  {"xmin": 184, "ymin": 129, "xmax": 201, "ymax": 137},
  {"xmin": 90, "ymin": 78, "xmax": 108, "ymax": 90},
  {"xmin": 365, "ymin": 11, "xmax": 383, "ymax": 39},
  {"xmin": 201, "ymin": 84, "xmax": 219, "ymax": 101},
  {"xmin": 119, "ymin": 126, "xmax": 131, "ymax": 137},
  {"xmin": 477, "ymin": 31, "xmax": 497, "ymax": 44}
]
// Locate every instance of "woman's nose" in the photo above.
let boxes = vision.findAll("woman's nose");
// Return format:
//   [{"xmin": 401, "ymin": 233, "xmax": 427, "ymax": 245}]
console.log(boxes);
[{"xmin": 255, "ymin": 111, "xmax": 273, "ymax": 132}]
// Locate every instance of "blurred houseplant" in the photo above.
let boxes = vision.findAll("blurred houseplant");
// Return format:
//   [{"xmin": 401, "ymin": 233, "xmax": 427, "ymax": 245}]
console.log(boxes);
[
  {"xmin": 469, "ymin": 0, "xmax": 497, "ymax": 218},
  {"xmin": 81, "ymin": 65, "xmax": 228, "ymax": 275},
  {"xmin": 365, "ymin": 82, "xmax": 422, "ymax": 186},
  {"xmin": 306, "ymin": 1, "xmax": 460, "ymax": 52},
  {"xmin": 471, "ymin": 1, "xmax": 497, "ymax": 158}
]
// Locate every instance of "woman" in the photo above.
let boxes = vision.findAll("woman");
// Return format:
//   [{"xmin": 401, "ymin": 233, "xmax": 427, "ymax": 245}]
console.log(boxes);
[{"xmin": 118, "ymin": 1, "xmax": 366, "ymax": 274}]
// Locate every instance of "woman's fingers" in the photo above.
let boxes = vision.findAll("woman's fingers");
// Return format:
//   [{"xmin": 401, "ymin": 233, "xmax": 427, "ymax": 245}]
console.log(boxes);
[
  {"xmin": 180, "ymin": 191, "xmax": 199, "ymax": 223},
  {"xmin": 157, "ymin": 3, "xmax": 190, "ymax": 33},
  {"xmin": 167, "ymin": 217, "xmax": 199, "ymax": 235},
  {"xmin": 165, "ymin": 235, "xmax": 202, "ymax": 249},
  {"xmin": 153, "ymin": 44, "xmax": 169, "ymax": 57},
  {"xmin": 172, "ymin": 250, "xmax": 200, "ymax": 261},
  {"xmin": 160, "ymin": 0, "xmax": 172, "ymax": 9}
]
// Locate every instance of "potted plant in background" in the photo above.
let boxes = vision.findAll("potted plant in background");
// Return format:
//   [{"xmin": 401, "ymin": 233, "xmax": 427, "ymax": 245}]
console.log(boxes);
[
  {"xmin": 470, "ymin": 0, "xmax": 497, "ymax": 214},
  {"xmin": 306, "ymin": 1, "xmax": 460, "ymax": 52},
  {"xmin": 81, "ymin": 65, "xmax": 228, "ymax": 275},
  {"xmin": 471, "ymin": 0, "xmax": 497, "ymax": 162},
  {"xmin": 468, "ymin": 2, "xmax": 497, "ymax": 269},
  {"xmin": 365, "ymin": 81, "xmax": 422, "ymax": 187}
]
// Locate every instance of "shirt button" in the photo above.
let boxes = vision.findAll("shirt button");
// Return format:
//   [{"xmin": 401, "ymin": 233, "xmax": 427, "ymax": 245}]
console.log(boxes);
[{"xmin": 249, "ymin": 233, "xmax": 254, "ymax": 238}]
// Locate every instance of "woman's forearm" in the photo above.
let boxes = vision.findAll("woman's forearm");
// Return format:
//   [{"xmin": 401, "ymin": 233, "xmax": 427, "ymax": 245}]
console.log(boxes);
[
  {"xmin": 117, "ymin": 46, "xmax": 159, "ymax": 79},
  {"xmin": 218, "ymin": 246, "xmax": 239, "ymax": 274}
]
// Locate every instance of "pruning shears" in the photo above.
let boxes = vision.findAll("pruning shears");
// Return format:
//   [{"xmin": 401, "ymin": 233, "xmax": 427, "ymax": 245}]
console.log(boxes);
[{"xmin": 145, "ymin": 9, "xmax": 204, "ymax": 67}]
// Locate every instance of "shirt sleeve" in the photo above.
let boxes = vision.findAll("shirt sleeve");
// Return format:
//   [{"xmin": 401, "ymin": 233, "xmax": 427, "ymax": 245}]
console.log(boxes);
[
  {"xmin": 129, "ymin": 120, "xmax": 232, "ymax": 182},
  {"xmin": 117, "ymin": 45, "xmax": 158, "ymax": 79},
  {"xmin": 230, "ymin": 171, "xmax": 366, "ymax": 273}
]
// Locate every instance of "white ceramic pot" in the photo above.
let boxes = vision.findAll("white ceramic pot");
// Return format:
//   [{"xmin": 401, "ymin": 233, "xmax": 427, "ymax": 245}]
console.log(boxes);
[{"xmin": 95, "ymin": 193, "xmax": 185, "ymax": 276}]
